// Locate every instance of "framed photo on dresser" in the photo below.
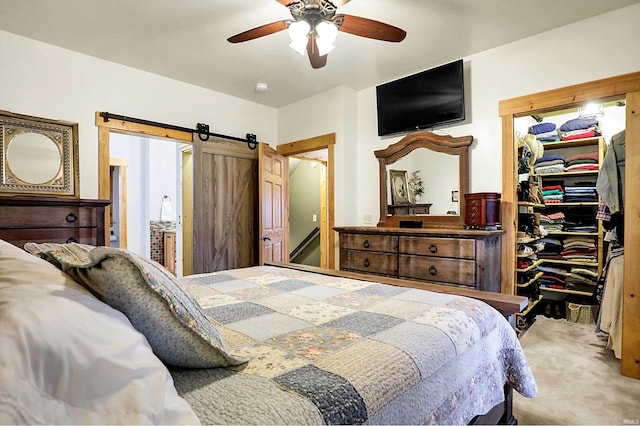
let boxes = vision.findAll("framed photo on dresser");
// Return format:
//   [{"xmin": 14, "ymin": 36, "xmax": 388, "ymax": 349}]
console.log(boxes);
[{"xmin": 389, "ymin": 169, "xmax": 409, "ymax": 204}]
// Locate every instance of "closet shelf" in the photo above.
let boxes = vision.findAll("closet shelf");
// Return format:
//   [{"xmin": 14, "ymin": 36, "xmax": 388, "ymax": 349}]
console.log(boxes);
[
  {"xmin": 517, "ymin": 295, "xmax": 544, "ymax": 316},
  {"xmin": 540, "ymin": 202, "xmax": 599, "ymax": 207},
  {"xmin": 535, "ymin": 170, "xmax": 599, "ymax": 178},
  {"xmin": 517, "ymin": 201, "xmax": 545, "ymax": 208},
  {"xmin": 541, "ymin": 259, "xmax": 598, "ymax": 267},
  {"xmin": 539, "ymin": 287, "xmax": 593, "ymax": 297},
  {"xmin": 517, "ymin": 249, "xmax": 541, "ymax": 259},
  {"xmin": 517, "ymin": 272, "xmax": 543, "ymax": 289},
  {"xmin": 545, "ymin": 231, "xmax": 599, "ymax": 237},
  {"xmin": 540, "ymin": 137, "xmax": 602, "ymax": 149},
  {"xmin": 516, "ymin": 259, "xmax": 543, "ymax": 273},
  {"xmin": 517, "ymin": 235, "xmax": 543, "ymax": 244}
]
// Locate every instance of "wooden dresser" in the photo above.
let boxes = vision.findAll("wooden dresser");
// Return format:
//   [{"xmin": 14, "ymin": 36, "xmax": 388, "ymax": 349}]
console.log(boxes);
[
  {"xmin": 0, "ymin": 196, "xmax": 111, "ymax": 248},
  {"xmin": 335, "ymin": 226, "xmax": 503, "ymax": 293}
]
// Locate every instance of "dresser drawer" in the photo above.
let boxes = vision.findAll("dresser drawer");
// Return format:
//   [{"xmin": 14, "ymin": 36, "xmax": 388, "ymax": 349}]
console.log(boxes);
[
  {"xmin": 0, "ymin": 206, "xmax": 97, "ymax": 228},
  {"xmin": 340, "ymin": 233, "xmax": 398, "ymax": 252},
  {"xmin": 0, "ymin": 228, "xmax": 99, "ymax": 248},
  {"xmin": 399, "ymin": 254, "xmax": 475, "ymax": 286},
  {"xmin": 340, "ymin": 249, "xmax": 398, "ymax": 276},
  {"xmin": 399, "ymin": 236, "xmax": 475, "ymax": 259}
]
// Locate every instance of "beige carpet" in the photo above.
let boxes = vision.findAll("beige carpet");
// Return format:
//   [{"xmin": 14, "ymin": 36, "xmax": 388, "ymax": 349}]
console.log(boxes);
[{"xmin": 514, "ymin": 316, "xmax": 640, "ymax": 425}]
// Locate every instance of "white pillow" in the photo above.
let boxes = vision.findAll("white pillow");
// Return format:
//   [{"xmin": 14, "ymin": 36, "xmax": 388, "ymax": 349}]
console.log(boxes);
[
  {"xmin": 0, "ymin": 239, "xmax": 200, "ymax": 425},
  {"xmin": 0, "ymin": 238, "xmax": 84, "ymax": 290}
]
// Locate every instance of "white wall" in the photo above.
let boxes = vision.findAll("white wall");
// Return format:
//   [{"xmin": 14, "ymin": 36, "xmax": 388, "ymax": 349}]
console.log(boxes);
[
  {"xmin": 278, "ymin": 4, "xmax": 640, "ymax": 227},
  {"xmin": 2, "ymin": 4, "xmax": 640, "ymax": 232},
  {"xmin": 110, "ymin": 133, "xmax": 147, "ymax": 255},
  {"xmin": 0, "ymin": 30, "xmax": 278, "ymax": 200},
  {"xmin": 149, "ymin": 140, "xmax": 179, "ymax": 223},
  {"xmin": 278, "ymin": 86, "xmax": 358, "ymax": 225}
]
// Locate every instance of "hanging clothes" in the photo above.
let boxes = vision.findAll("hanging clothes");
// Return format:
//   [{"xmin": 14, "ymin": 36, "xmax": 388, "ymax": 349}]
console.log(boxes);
[
  {"xmin": 598, "ymin": 251, "xmax": 624, "ymax": 359},
  {"xmin": 596, "ymin": 130, "xmax": 626, "ymax": 245}
]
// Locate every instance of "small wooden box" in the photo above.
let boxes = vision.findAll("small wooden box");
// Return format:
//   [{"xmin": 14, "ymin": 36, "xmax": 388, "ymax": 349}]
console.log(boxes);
[{"xmin": 464, "ymin": 192, "xmax": 501, "ymax": 228}]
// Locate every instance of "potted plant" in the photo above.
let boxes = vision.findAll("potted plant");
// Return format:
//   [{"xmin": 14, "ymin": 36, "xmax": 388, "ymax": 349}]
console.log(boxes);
[{"xmin": 408, "ymin": 170, "xmax": 424, "ymax": 203}]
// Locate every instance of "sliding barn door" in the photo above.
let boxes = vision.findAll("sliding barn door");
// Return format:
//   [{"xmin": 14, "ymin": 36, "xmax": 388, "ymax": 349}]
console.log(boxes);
[
  {"xmin": 259, "ymin": 143, "xmax": 289, "ymax": 264},
  {"xmin": 192, "ymin": 137, "xmax": 258, "ymax": 273}
]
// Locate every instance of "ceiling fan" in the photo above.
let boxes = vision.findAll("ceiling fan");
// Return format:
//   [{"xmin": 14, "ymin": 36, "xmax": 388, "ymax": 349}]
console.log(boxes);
[{"xmin": 227, "ymin": 0, "xmax": 406, "ymax": 69}]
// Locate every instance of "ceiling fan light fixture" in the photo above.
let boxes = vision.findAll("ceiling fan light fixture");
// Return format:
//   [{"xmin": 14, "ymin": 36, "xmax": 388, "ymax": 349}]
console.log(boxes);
[
  {"xmin": 316, "ymin": 37, "xmax": 335, "ymax": 56},
  {"xmin": 289, "ymin": 38, "xmax": 308, "ymax": 55},
  {"xmin": 288, "ymin": 20, "xmax": 310, "ymax": 41},
  {"xmin": 316, "ymin": 20, "xmax": 338, "ymax": 56},
  {"xmin": 288, "ymin": 19, "xmax": 311, "ymax": 55}
]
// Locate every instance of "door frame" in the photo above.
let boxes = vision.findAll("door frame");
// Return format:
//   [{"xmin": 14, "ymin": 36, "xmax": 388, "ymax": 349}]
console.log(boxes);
[
  {"xmin": 96, "ymin": 112, "xmax": 192, "ymax": 244},
  {"xmin": 498, "ymin": 72, "xmax": 640, "ymax": 379},
  {"xmin": 109, "ymin": 157, "xmax": 128, "ymax": 248},
  {"xmin": 277, "ymin": 133, "xmax": 336, "ymax": 269}
]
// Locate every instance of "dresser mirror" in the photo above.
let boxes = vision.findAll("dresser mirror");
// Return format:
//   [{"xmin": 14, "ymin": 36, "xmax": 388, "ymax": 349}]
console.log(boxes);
[
  {"xmin": 375, "ymin": 131, "xmax": 472, "ymax": 228},
  {"xmin": 0, "ymin": 110, "xmax": 79, "ymax": 197}
]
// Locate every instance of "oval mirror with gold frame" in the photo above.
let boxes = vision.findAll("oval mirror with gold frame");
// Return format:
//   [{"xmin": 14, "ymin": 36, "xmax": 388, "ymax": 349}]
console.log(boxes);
[
  {"xmin": 0, "ymin": 110, "xmax": 79, "ymax": 197},
  {"xmin": 375, "ymin": 131, "xmax": 472, "ymax": 229}
]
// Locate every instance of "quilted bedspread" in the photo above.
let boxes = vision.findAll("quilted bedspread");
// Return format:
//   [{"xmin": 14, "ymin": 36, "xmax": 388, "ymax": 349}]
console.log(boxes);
[{"xmin": 170, "ymin": 265, "xmax": 537, "ymax": 425}]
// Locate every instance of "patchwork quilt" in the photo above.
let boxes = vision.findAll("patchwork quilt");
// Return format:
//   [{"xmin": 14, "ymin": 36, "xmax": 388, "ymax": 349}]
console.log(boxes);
[{"xmin": 171, "ymin": 265, "xmax": 537, "ymax": 425}]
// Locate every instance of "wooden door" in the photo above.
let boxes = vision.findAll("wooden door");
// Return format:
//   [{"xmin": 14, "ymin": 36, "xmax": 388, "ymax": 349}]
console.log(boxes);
[
  {"xmin": 259, "ymin": 143, "xmax": 289, "ymax": 264},
  {"xmin": 181, "ymin": 148, "xmax": 193, "ymax": 275},
  {"xmin": 192, "ymin": 138, "xmax": 258, "ymax": 273}
]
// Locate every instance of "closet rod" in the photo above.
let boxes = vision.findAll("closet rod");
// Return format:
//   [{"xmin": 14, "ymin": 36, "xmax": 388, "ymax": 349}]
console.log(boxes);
[{"xmin": 99, "ymin": 112, "xmax": 258, "ymax": 150}]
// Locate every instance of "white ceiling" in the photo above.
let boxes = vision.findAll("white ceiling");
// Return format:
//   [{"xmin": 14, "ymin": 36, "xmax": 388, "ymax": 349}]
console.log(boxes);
[{"xmin": 1, "ymin": 0, "xmax": 639, "ymax": 108}]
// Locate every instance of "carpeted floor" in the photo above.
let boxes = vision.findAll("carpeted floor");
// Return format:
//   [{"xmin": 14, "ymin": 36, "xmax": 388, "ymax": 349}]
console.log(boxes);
[{"xmin": 514, "ymin": 316, "xmax": 640, "ymax": 425}]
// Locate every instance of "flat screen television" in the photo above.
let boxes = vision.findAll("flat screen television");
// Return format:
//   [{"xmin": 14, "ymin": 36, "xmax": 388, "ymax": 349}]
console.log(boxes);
[{"xmin": 376, "ymin": 59, "xmax": 465, "ymax": 136}]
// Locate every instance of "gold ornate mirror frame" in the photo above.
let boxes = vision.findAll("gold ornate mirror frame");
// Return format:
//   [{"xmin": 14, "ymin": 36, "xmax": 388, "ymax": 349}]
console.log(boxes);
[{"xmin": 0, "ymin": 110, "xmax": 79, "ymax": 197}]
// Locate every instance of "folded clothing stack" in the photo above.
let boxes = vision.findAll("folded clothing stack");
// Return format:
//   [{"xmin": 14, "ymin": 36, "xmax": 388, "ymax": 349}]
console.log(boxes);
[
  {"xmin": 563, "ymin": 152, "xmax": 599, "ymax": 172},
  {"xmin": 537, "ymin": 264, "xmax": 570, "ymax": 290},
  {"xmin": 561, "ymin": 236, "xmax": 597, "ymax": 263},
  {"xmin": 528, "ymin": 122, "xmax": 559, "ymax": 142},
  {"xmin": 558, "ymin": 117, "xmax": 601, "ymax": 141},
  {"xmin": 539, "ymin": 211, "xmax": 565, "ymax": 232},
  {"xmin": 563, "ymin": 184, "xmax": 598, "ymax": 202},
  {"xmin": 537, "ymin": 237, "xmax": 564, "ymax": 260},
  {"xmin": 565, "ymin": 267, "xmax": 598, "ymax": 292},
  {"xmin": 534, "ymin": 153, "xmax": 565, "ymax": 174},
  {"xmin": 541, "ymin": 183, "xmax": 564, "ymax": 204},
  {"xmin": 563, "ymin": 207, "xmax": 598, "ymax": 233}
]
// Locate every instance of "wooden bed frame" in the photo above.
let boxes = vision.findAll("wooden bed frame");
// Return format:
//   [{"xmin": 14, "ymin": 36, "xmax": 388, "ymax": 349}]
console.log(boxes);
[{"xmin": 267, "ymin": 261, "xmax": 525, "ymax": 425}]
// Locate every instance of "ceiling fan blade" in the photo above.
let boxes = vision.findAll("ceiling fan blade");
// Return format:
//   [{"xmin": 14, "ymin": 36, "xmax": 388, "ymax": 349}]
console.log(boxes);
[
  {"xmin": 275, "ymin": 0, "xmax": 300, "ymax": 6},
  {"xmin": 336, "ymin": 14, "xmax": 406, "ymax": 42},
  {"xmin": 330, "ymin": 0, "xmax": 351, "ymax": 6},
  {"xmin": 307, "ymin": 36, "xmax": 327, "ymax": 69},
  {"xmin": 228, "ymin": 20, "xmax": 289, "ymax": 43}
]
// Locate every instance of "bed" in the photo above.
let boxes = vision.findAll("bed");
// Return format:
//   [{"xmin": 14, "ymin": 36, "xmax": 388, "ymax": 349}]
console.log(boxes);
[{"xmin": 0, "ymin": 238, "xmax": 537, "ymax": 425}]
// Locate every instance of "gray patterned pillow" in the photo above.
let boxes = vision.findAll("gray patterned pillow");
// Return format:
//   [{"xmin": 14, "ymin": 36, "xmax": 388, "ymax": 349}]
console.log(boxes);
[
  {"xmin": 42, "ymin": 244, "xmax": 247, "ymax": 368},
  {"xmin": 24, "ymin": 242, "xmax": 95, "ymax": 269}
]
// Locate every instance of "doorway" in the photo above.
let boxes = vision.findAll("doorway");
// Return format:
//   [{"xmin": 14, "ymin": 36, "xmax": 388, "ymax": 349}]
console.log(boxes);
[
  {"xmin": 109, "ymin": 132, "xmax": 188, "ymax": 274},
  {"xmin": 96, "ymin": 113, "xmax": 194, "ymax": 276},
  {"xmin": 109, "ymin": 157, "xmax": 127, "ymax": 248},
  {"xmin": 277, "ymin": 133, "xmax": 335, "ymax": 269}
]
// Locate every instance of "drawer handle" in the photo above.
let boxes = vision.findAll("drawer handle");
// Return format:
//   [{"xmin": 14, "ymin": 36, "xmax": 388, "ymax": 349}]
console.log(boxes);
[
  {"xmin": 363, "ymin": 239, "xmax": 370, "ymax": 248},
  {"xmin": 66, "ymin": 237, "xmax": 78, "ymax": 243},
  {"xmin": 429, "ymin": 243, "xmax": 438, "ymax": 254},
  {"xmin": 428, "ymin": 265, "xmax": 438, "ymax": 276},
  {"xmin": 65, "ymin": 212, "xmax": 78, "ymax": 223},
  {"xmin": 363, "ymin": 258, "xmax": 370, "ymax": 268}
]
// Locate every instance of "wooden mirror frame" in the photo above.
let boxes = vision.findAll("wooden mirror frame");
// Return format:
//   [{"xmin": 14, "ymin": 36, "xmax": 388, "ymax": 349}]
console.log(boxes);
[
  {"xmin": 375, "ymin": 131, "xmax": 472, "ymax": 229},
  {"xmin": 0, "ymin": 110, "xmax": 79, "ymax": 197}
]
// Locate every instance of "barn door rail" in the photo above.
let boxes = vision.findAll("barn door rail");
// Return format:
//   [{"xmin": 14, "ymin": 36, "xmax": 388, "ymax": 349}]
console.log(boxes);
[{"xmin": 99, "ymin": 111, "xmax": 258, "ymax": 150}]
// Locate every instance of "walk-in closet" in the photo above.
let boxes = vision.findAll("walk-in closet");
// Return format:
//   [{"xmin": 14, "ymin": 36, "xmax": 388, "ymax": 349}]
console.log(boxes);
[{"xmin": 499, "ymin": 72, "xmax": 640, "ymax": 380}]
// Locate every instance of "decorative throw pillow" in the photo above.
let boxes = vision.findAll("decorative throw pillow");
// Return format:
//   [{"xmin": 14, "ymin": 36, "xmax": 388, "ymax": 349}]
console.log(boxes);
[
  {"xmin": 24, "ymin": 242, "xmax": 94, "ymax": 269},
  {"xmin": 43, "ymin": 244, "xmax": 247, "ymax": 368}
]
